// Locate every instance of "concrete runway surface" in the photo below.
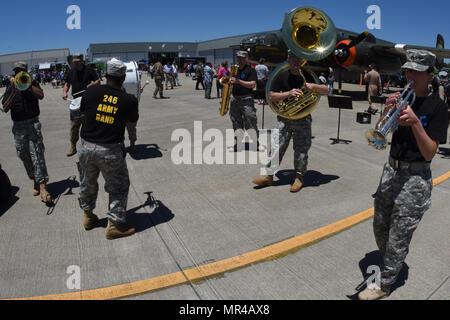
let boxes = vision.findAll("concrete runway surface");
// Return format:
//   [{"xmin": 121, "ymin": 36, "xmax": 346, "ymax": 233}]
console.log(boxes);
[{"xmin": 0, "ymin": 73, "xmax": 449, "ymax": 300}]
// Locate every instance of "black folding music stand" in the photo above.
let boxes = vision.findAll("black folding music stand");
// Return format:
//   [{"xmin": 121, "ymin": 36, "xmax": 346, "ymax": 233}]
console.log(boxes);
[
  {"xmin": 327, "ymin": 95, "xmax": 353, "ymax": 144},
  {"xmin": 370, "ymin": 95, "xmax": 387, "ymax": 116}
]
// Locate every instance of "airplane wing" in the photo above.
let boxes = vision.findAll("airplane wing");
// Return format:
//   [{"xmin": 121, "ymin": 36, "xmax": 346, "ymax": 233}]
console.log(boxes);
[{"xmin": 371, "ymin": 44, "xmax": 450, "ymax": 60}]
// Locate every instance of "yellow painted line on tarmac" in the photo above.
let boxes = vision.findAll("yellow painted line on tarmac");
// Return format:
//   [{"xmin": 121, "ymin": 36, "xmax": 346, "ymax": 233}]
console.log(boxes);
[{"xmin": 8, "ymin": 171, "xmax": 450, "ymax": 300}]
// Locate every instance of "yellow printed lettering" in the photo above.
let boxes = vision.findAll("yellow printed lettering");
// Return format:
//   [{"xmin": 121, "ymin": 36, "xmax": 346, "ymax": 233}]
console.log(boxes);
[
  {"xmin": 96, "ymin": 113, "xmax": 100, "ymax": 121},
  {"xmin": 102, "ymin": 105, "xmax": 108, "ymax": 112},
  {"xmin": 97, "ymin": 104, "xmax": 103, "ymax": 111},
  {"xmin": 107, "ymin": 105, "xmax": 114, "ymax": 114},
  {"xmin": 112, "ymin": 97, "xmax": 118, "ymax": 104},
  {"xmin": 100, "ymin": 115, "xmax": 105, "ymax": 122},
  {"xmin": 113, "ymin": 107, "xmax": 118, "ymax": 115}
]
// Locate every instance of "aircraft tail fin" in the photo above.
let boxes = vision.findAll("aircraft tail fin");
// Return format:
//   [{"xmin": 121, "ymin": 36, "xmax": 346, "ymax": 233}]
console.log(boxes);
[
  {"xmin": 436, "ymin": 34, "xmax": 444, "ymax": 68},
  {"xmin": 436, "ymin": 34, "xmax": 444, "ymax": 49}
]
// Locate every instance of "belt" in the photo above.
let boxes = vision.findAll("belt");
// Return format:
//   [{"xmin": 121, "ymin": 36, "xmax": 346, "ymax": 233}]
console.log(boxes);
[
  {"xmin": 81, "ymin": 139, "xmax": 124, "ymax": 149},
  {"xmin": 232, "ymin": 95, "xmax": 253, "ymax": 100},
  {"xmin": 388, "ymin": 156, "xmax": 430, "ymax": 171},
  {"xmin": 13, "ymin": 116, "xmax": 39, "ymax": 124}
]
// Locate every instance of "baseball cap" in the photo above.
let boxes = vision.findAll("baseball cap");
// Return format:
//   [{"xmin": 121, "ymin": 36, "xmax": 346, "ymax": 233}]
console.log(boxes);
[
  {"xmin": 236, "ymin": 51, "xmax": 248, "ymax": 58},
  {"xmin": 401, "ymin": 49, "xmax": 436, "ymax": 72},
  {"xmin": 106, "ymin": 58, "xmax": 126, "ymax": 77},
  {"xmin": 72, "ymin": 53, "xmax": 84, "ymax": 63}
]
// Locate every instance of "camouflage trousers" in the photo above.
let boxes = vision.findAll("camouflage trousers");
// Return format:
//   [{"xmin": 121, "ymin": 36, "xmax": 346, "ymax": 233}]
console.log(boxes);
[
  {"xmin": 230, "ymin": 96, "xmax": 258, "ymax": 134},
  {"xmin": 154, "ymin": 77, "xmax": 164, "ymax": 97},
  {"xmin": 70, "ymin": 114, "xmax": 84, "ymax": 145},
  {"xmin": 126, "ymin": 121, "xmax": 137, "ymax": 143},
  {"xmin": 373, "ymin": 159, "xmax": 432, "ymax": 287},
  {"xmin": 12, "ymin": 117, "xmax": 49, "ymax": 183},
  {"xmin": 78, "ymin": 139, "xmax": 130, "ymax": 224},
  {"xmin": 265, "ymin": 116, "xmax": 312, "ymax": 176}
]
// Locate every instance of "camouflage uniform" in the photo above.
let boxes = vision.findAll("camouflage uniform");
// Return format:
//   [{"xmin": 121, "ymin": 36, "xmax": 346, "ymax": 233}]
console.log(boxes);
[
  {"xmin": 265, "ymin": 115, "xmax": 312, "ymax": 176},
  {"xmin": 373, "ymin": 159, "xmax": 432, "ymax": 288},
  {"xmin": 153, "ymin": 62, "xmax": 164, "ymax": 97},
  {"xmin": 70, "ymin": 114, "xmax": 84, "ymax": 146},
  {"xmin": 229, "ymin": 96, "xmax": 258, "ymax": 136},
  {"xmin": 78, "ymin": 140, "xmax": 129, "ymax": 224},
  {"xmin": 12, "ymin": 117, "xmax": 49, "ymax": 184},
  {"xmin": 126, "ymin": 121, "xmax": 137, "ymax": 144}
]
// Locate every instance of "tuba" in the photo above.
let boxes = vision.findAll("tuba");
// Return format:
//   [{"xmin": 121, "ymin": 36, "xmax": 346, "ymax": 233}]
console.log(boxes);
[
  {"xmin": 219, "ymin": 64, "xmax": 238, "ymax": 116},
  {"xmin": 365, "ymin": 80, "xmax": 416, "ymax": 150},
  {"xmin": 266, "ymin": 7, "xmax": 337, "ymax": 120}
]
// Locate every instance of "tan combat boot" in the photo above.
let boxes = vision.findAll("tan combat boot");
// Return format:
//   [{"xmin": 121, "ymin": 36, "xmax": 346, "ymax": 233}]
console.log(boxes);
[
  {"xmin": 358, "ymin": 283, "xmax": 390, "ymax": 300},
  {"xmin": 39, "ymin": 182, "xmax": 52, "ymax": 203},
  {"xmin": 290, "ymin": 174, "xmax": 304, "ymax": 193},
  {"xmin": 83, "ymin": 210, "xmax": 99, "ymax": 231},
  {"xmin": 66, "ymin": 144, "xmax": 77, "ymax": 157},
  {"xmin": 252, "ymin": 175, "xmax": 273, "ymax": 187},
  {"xmin": 32, "ymin": 182, "xmax": 40, "ymax": 196},
  {"xmin": 105, "ymin": 219, "xmax": 135, "ymax": 240}
]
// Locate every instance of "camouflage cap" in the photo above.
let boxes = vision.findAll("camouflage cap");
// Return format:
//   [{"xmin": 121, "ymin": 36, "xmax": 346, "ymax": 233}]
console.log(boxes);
[
  {"xmin": 401, "ymin": 49, "xmax": 436, "ymax": 72},
  {"xmin": 13, "ymin": 61, "xmax": 27, "ymax": 71},
  {"xmin": 106, "ymin": 58, "xmax": 126, "ymax": 77}
]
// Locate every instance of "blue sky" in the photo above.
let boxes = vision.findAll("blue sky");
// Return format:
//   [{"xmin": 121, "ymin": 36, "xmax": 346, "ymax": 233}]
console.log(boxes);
[{"xmin": 1, "ymin": 0, "xmax": 449, "ymax": 58}]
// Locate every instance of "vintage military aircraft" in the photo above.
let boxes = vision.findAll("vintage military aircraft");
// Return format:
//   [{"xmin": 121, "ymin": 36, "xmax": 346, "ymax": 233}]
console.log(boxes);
[{"xmin": 240, "ymin": 7, "xmax": 450, "ymax": 75}]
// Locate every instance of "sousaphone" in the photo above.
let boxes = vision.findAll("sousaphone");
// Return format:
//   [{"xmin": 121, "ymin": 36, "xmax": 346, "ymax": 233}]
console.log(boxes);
[{"xmin": 266, "ymin": 7, "xmax": 337, "ymax": 120}]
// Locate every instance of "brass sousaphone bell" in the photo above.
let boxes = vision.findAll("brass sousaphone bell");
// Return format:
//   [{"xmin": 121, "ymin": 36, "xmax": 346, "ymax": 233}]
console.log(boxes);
[{"xmin": 266, "ymin": 7, "xmax": 337, "ymax": 120}]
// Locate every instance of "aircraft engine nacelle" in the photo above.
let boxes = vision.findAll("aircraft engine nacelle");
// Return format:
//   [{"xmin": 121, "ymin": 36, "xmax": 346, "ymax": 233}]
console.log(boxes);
[{"xmin": 334, "ymin": 40, "xmax": 357, "ymax": 68}]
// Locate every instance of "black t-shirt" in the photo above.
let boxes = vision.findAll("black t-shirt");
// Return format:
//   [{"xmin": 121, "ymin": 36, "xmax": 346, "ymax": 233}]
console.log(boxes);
[
  {"xmin": 270, "ymin": 69, "xmax": 316, "ymax": 93},
  {"xmin": 232, "ymin": 64, "xmax": 257, "ymax": 97},
  {"xmin": 390, "ymin": 95, "xmax": 448, "ymax": 162},
  {"xmin": 2, "ymin": 80, "xmax": 41, "ymax": 121},
  {"xmin": 65, "ymin": 66, "xmax": 99, "ymax": 98},
  {"xmin": 80, "ymin": 85, "xmax": 139, "ymax": 144}
]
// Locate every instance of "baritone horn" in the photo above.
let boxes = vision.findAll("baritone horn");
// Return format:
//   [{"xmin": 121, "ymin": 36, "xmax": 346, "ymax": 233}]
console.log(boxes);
[
  {"xmin": 265, "ymin": 6, "xmax": 337, "ymax": 120},
  {"xmin": 365, "ymin": 80, "xmax": 416, "ymax": 150},
  {"xmin": 219, "ymin": 64, "xmax": 238, "ymax": 116}
]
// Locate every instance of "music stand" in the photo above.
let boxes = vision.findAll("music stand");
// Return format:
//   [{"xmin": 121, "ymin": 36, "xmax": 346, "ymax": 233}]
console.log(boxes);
[
  {"xmin": 327, "ymin": 95, "xmax": 353, "ymax": 144},
  {"xmin": 370, "ymin": 95, "xmax": 387, "ymax": 116}
]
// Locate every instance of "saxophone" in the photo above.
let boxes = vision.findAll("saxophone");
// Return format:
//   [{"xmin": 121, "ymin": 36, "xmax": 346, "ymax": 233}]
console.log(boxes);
[{"xmin": 219, "ymin": 65, "xmax": 238, "ymax": 116}]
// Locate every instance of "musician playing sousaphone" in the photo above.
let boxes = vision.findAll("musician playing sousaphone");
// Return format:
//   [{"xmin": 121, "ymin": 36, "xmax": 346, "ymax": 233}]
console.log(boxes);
[
  {"xmin": 1, "ymin": 61, "xmax": 52, "ymax": 204},
  {"xmin": 358, "ymin": 50, "xmax": 448, "ymax": 300},
  {"xmin": 62, "ymin": 53, "xmax": 100, "ymax": 157},
  {"xmin": 252, "ymin": 50, "xmax": 329, "ymax": 193}
]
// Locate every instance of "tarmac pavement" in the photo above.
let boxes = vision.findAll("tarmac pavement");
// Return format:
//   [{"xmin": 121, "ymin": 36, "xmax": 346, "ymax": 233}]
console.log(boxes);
[{"xmin": 0, "ymin": 73, "xmax": 449, "ymax": 300}]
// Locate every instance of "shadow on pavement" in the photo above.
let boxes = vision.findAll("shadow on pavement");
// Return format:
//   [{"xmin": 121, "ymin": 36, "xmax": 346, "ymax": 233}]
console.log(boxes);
[
  {"xmin": 128, "ymin": 144, "xmax": 164, "ymax": 160},
  {"xmin": 97, "ymin": 191, "xmax": 174, "ymax": 234},
  {"xmin": 0, "ymin": 186, "xmax": 20, "ymax": 218},
  {"xmin": 347, "ymin": 250, "xmax": 409, "ymax": 300}
]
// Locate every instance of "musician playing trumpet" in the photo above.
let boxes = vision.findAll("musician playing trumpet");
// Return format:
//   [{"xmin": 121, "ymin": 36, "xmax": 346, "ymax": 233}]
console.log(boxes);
[
  {"xmin": 252, "ymin": 50, "xmax": 329, "ymax": 193},
  {"xmin": 1, "ymin": 61, "xmax": 52, "ymax": 203},
  {"xmin": 358, "ymin": 50, "xmax": 448, "ymax": 300}
]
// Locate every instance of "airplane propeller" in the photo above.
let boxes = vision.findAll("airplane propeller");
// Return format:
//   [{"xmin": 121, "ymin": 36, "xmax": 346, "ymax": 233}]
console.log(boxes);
[{"xmin": 334, "ymin": 31, "xmax": 370, "ymax": 64}]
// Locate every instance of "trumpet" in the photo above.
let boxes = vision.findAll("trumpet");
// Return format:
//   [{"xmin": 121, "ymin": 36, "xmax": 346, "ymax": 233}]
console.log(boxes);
[{"xmin": 365, "ymin": 80, "xmax": 416, "ymax": 150}]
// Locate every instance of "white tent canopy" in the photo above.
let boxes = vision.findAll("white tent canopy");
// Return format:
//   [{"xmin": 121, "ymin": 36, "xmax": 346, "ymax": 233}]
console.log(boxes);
[{"xmin": 39, "ymin": 63, "xmax": 51, "ymax": 70}]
